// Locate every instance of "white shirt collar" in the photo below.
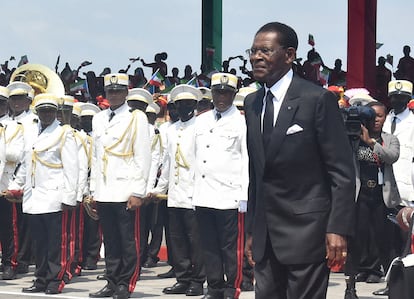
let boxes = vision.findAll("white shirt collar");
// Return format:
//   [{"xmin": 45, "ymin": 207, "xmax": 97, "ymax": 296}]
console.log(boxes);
[{"xmin": 265, "ymin": 69, "xmax": 293, "ymax": 103}]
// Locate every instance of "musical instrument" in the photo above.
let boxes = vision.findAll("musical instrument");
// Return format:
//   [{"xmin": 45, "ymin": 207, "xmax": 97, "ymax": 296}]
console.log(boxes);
[{"xmin": 10, "ymin": 63, "xmax": 65, "ymax": 96}]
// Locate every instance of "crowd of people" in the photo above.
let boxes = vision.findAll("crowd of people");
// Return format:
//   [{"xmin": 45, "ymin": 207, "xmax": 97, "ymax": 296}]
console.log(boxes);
[{"xmin": 0, "ymin": 21, "xmax": 414, "ymax": 299}]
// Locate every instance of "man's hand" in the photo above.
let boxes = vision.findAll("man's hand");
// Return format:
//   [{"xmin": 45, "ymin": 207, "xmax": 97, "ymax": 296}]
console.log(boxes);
[
  {"xmin": 127, "ymin": 195, "xmax": 145, "ymax": 210},
  {"xmin": 325, "ymin": 233, "xmax": 347, "ymax": 268},
  {"xmin": 245, "ymin": 233, "xmax": 255, "ymax": 267}
]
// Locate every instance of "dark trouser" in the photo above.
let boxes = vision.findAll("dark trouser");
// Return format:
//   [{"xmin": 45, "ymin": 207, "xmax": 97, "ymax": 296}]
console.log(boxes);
[
  {"xmin": 97, "ymin": 202, "xmax": 140, "ymax": 293},
  {"xmin": 254, "ymin": 235, "xmax": 329, "ymax": 299},
  {"xmin": 64, "ymin": 209, "xmax": 76, "ymax": 282},
  {"xmin": 168, "ymin": 207, "xmax": 205, "ymax": 285},
  {"xmin": 196, "ymin": 207, "xmax": 244, "ymax": 299},
  {"xmin": 0, "ymin": 197, "xmax": 17, "ymax": 268},
  {"xmin": 16, "ymin": 202, "xmax": 33, "ymax": 268},
  {"xmin": 80, "ymin": 204, "xmax": 101, "ymax": 268},
  {"xmin": 345, "ymin": 186, "xmax": 396, "ymax": 276},
  {"xmin": 30, "ymin": 211, "xmax": 67, "ymax": 292},
  {"xmin": 140, "ymin": 200, "xmax": 166, "ymax": 265}
]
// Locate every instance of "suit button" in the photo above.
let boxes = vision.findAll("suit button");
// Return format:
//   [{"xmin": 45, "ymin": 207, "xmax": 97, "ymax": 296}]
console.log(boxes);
[
  {"xmin": 202, "ymin": 175, "xmax": 205, "ymax": 178},
  {"xmin": 203, "ymin": 160, "xmax": 206, "ymax": 163},
  {"xmin": 210, "ymin": 129, "xmax": 213, "ymax": 133},
  {"xmin": 206, "ymin": 145, "xmax": 209, "ymax": 148}
]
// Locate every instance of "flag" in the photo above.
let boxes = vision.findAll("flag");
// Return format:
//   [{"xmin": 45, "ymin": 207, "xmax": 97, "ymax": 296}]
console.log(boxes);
[
  {"xmin": 149, "ymin": 69, "xmax": 164, "ymax": 87},
  {"xmin": 308, "ymin": 34, "xmax": 315, "ymax": 47},
  {"xmin": 70, "ymin": 79, "xmax": 88, "ymax": 93},
  {"xmin": 319, "ymin": 67, "xmax": 330, "ymax": 86},
  {"xmin": 160, "ymin": 83, "xmax": 176, "ymax": 95},
  {"xmin": 186, "ymin": 74, "xmax": 199, "ymax": 87},
  {"xmin": 376, "ymin": 43, "xmax": 384, "ymax": 50},
  {"xmin": 18, "ymin": 55, "xmax": 28, "ymax": 67},
  {"xmin": 386, "ymin": 54, "xmax": 393, "ymax": 66}
]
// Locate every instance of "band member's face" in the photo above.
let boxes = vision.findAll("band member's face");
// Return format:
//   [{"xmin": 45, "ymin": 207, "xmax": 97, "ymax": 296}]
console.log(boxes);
[
  {"xmin": 9, "ymin": 95, "xmax": 31, "ymax": 115},
  {"xmin": 212, "ymin": 89, "xmax": 236, "ymax": 113},
  {"xmin": 37, "ymin": 107, "xmax": 57, "ymax": 127}
]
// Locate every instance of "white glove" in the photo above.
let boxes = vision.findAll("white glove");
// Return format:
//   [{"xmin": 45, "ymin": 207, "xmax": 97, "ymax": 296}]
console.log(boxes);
[{"xmin": 238, "ymin": 200, "xmax": 247, "ymax": 213}]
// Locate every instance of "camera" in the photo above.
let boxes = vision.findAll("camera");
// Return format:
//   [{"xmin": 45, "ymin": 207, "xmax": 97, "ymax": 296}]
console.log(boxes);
[{"xmin": 341, "ymin": 105, "xmax": 376, "ymax": 139}]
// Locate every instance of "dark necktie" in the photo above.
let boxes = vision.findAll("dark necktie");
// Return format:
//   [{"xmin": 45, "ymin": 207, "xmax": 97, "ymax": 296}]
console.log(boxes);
[
  {"xmin": 216, "ymin": 112, "xmax": 221, "ymax": 121},
  {"xmin": 108, "ymin": 111, "xmax": 115, "ymax": 122},
  {"xmin": 263, "ymin": 90, "xmax": 274, "ymax": 146},
  {"xmin": 391, "ymin": 116, "xmax": 397, "ymax": 134}
]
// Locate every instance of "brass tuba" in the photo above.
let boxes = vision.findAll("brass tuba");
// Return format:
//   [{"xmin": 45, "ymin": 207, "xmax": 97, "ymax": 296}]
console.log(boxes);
[{"xmin": 10, "ymin": 63, "xmax": 65, "ymax": 97}]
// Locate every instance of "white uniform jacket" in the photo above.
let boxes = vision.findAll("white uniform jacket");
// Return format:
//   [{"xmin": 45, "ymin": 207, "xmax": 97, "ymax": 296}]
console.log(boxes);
[
  {"xmin": 90, "ymin": 103, "xmax": 150, "ymax": 202},
  {"xmin": 74, "ymin": 129, "xmax": 90, "ymax": 202},
  {"xmin": 383, "ymin": 108, "xmax": 414, "ymax": 205},
  {"xmin": 0, "ymin": 115, "xmax": 23, "ymax": 191},
  {"xmin": 193, "ymin": 106, "xmax": 249, "ymax": 210},
  {"xmin": 146, "ymin": 124, "xmax": 162, "ymax": 193},
  {"xmin": 16, "ymin": 120, "xmax": 79, "ymax": 214},
  {"xmin": 153, "ymin": 117, "xmax": 196, "ymax": 209}
]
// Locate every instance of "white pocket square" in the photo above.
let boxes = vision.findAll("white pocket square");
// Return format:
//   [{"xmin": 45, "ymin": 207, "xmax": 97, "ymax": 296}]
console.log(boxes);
[{"xmin": 286, "ymin": 124, "xmax": 303, "ymax": 135}]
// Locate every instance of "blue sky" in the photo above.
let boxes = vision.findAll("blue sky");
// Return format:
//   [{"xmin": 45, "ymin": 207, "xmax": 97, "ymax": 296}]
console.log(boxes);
[{"xmin": 2, "ymin": 1, "xmax": 413, "ymax": 79}]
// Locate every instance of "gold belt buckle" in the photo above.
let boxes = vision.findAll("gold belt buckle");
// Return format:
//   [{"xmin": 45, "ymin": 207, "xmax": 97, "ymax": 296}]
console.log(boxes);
[{"xmin": 366, "ymin": 180, "xmax": 377, "ymax": 188}]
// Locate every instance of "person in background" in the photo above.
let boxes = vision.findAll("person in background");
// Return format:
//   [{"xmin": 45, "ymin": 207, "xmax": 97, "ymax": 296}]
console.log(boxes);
[{"xmin": 343, "ymin": 97, "xmax": 400, "ymax": 299}]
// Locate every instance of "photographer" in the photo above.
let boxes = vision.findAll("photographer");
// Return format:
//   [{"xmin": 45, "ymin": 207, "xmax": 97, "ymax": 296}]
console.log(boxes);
[{"xmin": 344, "ymin": 98, "xmax": 401, "ymax": 299}]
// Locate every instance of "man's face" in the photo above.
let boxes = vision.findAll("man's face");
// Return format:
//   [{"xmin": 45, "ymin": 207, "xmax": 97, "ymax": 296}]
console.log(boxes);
[
  {"xmin": 9, "ymin": 95, "xmax": 31, "ymax": 115},
  {"xmin": 390, "ymin": 94, "xmax": 410, "ymax": 114},
  {"xmin": 0, "ymin": 101, "xmax": 8, "ymax": 116},
  {"xmin": 249, "ymin": 31, "xmax": 295, "ymax": 87},
  {"xmin": 37, "ymin": 107, "xmax": 57, "ymax": 127},
  {"xmin": 175, "ymin": 100, "xmax": 197, "ymax": 121},
  {"xmin": 106, "ymin": 88, "xmax": 127, "ymax": 107},
  {"xmin": 57, "ymin": 106, "xmax": 72, "ymax": 125},
  {"xmin": 212, "ymin": 89, "xmax": 236, "ymax": 113},
  {"xmin": 80, "ymin": 115, "xmax": 93, "ymax": 132},
  {"xmin": 127, "ymin": 101, "xmax": 148, "ymax": 112}
]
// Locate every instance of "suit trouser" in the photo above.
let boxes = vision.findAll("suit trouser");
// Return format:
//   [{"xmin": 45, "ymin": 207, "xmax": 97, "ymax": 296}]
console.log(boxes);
[
  {"xmin": 254, "ymin": 235, "xmax": 329, "ymax": 299},
  {"xmin": 140, "ymin": 200, "xmax": 166, "ymax": 264},
  {"xmin": 195, "ymin": 207, "xmax": 244, "ymax": 299},
  {"xmin": 345, "ymin": 186, "xmax": 396, "ymax": 276},
  {"xmin": 97, "ymin": 202, "xmax": 140, "ymax": 292},
  {"xmin": 30, "ymin": 211, "xmax": 67, "ymax": 292},
  {"xmin": 168, "ymin": 207, "xmax": 205, "ymax": 285},
  {"xmin": 0, "ymin": 197, "xmax": 17, "ymax": 268}
]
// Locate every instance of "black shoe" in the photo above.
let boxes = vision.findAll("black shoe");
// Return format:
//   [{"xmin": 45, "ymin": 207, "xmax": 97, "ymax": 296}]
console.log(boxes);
[
  {"xmin": 163, "ymin": 282, "xmax": 190, "ymax": 294},
  {"xmin": 89, "ymin": 284, "xmax": 115, "ymax": 297},
  {"xmin": 372, "ymin": 286, "xmax": 389, "ymax": 296},
  {"xmin": 2, "ymin": 266, "xmax": 17, "ymax": 280},
  {"xmin": 0, "ymin": 264, "xmax": 4, "ymax": 272},
  {"xmin": 45, "ymin": 288, "xmax": 60, "ymax": 295},
  {"xmin": 366, "ymin": 274, "xmax": 381, "ymax": 283},
  {"xmin": 202, "ymin": 294, "xmax": 220, "ymax": 299},
  {"xmin": 344, "ymin": 288, "xmax": 359, "ymax": 299},
  {"xmin": 16, "ymin": 264, "xmax": 29, "ymax": 274},
  {"xmin": 83, "ymin": 264, "xmax": 98, "ymax": 270},
  {"xmin": 186, "ymin": 283, "xmax": 203, "ymax": 296},
  {"xmin": 97, "ymin": 273, "xmax": 106, "ymax": 280},
  {"xmin": 113, "ymin": 285, "xmax": 130, "ymax": 299},
  {"xmin": 355, "ymin": 272, "xmax": 368, "ymax": 282},
  {"xmin": 157, "ymin": 267, "xmax": 175, "ymax": 278},
  {"xmin": 241, "ymin": 280, "xmax": 254, "ymax": 291},
  {"xmin": 143, "ymin": 258, "xmax": 158, "ymax": 268},
  {"xmin": 22, "ymin": 284, "xmax": 46, "ymax": 293}
]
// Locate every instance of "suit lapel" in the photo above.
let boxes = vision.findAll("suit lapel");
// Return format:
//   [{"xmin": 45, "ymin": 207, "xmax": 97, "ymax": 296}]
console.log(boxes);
[{"xmin": 264, "ymin": 77, "xmax": 301, "ymax": 161}]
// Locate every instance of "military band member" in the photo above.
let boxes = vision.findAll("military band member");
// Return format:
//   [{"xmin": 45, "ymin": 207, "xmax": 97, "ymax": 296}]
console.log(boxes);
[
  {"xmin": 193, "ymin": 73, "xmax": 249, "ymax": 299},
  {"xmin": 78, "ymin": 103, "xmax": 102, "ymax": 271},
  {"xmin": 149, "ymin": 84, "xmax": 205, "ymax": 296},
  {"xmin": 0, "ymin": 86, "xmax": 16, "ymax": 280},
  {"xmin": 6, "ymin": 81, "xmax": 37, "ymax": 275},
  {"xmin": 89, "ymin": 73, "xmax": 150, "ymax": 299},
  {"xmin": 7, "ymin": 93, "xmax": 79, "ymax": 294}
]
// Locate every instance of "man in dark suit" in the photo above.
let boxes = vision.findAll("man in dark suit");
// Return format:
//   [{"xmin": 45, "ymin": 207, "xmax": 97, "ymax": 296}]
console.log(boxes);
[{"xmin": 244, "ymin": 22, "xmax": 356, "ymax": 299}]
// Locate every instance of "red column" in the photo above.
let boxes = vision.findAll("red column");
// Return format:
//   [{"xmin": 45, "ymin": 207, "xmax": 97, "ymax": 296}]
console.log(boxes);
[{"xmin": 347, "ymin": 0, "xmax": 377, "ymax": 92}]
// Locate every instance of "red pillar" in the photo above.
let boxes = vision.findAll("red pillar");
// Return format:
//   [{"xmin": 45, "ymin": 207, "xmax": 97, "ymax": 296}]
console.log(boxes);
[{"xmin": 347, "ymin": 0, "xmax": 377, "ymax": 92}]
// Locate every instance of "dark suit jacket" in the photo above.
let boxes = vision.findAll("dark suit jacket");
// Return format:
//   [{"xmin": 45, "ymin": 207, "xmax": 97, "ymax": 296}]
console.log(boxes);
[{"xmin": 244, "ymin": 74, "xmax": 356, "ymax": 265}]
